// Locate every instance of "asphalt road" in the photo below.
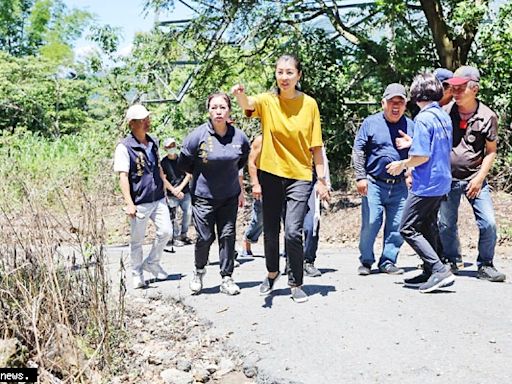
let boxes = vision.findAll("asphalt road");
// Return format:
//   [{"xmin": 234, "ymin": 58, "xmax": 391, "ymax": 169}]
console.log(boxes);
[{"xmin": 106, "ymin": 243, "xmax": 512, "ymax": 384}]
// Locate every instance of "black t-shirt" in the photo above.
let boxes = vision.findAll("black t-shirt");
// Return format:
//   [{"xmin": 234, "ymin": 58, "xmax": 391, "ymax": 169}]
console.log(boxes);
[{"xmin": 161, "ymin": 156, "xmax": 190, "ymax": 195}]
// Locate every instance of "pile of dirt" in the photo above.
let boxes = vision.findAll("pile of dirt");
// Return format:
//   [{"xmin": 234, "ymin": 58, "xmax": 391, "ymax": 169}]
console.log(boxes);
[{"xmin": 110, "ymin": 294, "xmax": 255, "ymax": 384}]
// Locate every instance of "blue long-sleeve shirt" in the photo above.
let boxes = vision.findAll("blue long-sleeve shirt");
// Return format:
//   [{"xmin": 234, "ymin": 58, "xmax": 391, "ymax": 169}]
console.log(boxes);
[{"xmin": 352, "ymin": 112, "xmax": 413, "ymax": 180}]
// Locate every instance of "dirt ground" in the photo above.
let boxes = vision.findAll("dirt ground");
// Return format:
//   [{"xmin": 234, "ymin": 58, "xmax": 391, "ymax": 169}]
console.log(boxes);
[
  {"xmin": 108, "ymin": 189, "xmax": 512, "ymax": 260},
  {"xmin": 237, "ymin": 189, "xmax": 512, "ymax": 258}
]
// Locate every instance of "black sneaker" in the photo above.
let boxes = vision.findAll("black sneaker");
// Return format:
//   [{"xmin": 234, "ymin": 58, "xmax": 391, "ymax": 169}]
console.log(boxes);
[
  {"xmin": 259, "ymin": 273, "xmax": 280, "ymax": 296},
  {"xmin": 304, "ymin": 262, "xmax": 321, "ymax": 277},
  {"xmin": 379, "ymin": 262, "xmax": 404, "ymax": 275},
  {"xmin": 404, "ymin": 272, "xmax": 431, "ymax": 288},
  {"xmin": 478, "ymin": 265, "xmax": 506, "ymax": 282},
  {"xmin": 418, "ymin": 269, "xmax": 455, "ymax": 293},
  {"xmin": 358, "ymin": 264, "xmax": 371, "ymax": 276}
]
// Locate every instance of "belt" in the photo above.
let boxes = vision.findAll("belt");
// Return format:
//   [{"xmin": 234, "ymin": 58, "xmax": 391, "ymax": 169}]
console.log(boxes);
[{"xmin": 370, "ymin": 175, "xmax": 404, "ymax": 185}]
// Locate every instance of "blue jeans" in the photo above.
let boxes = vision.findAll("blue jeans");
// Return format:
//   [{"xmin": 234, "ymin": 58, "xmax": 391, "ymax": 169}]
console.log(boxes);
[
  {"xmin": 438, "ymin": 180, "xmax": 497, "ymax": 266},
  {"xmin": 303, "ymin": 204, "xmax": 319, "ymax": 264},
  {"xmin": 359, "ymin": 177, "xmax": 408, "ymax": 267},
  {"xmin": 167, "ymin": 192, "xmax": 192, "ymax": 238},
  {"xmin": 244, "ymin": 199, "xmax": 263, "ymax": 243}
]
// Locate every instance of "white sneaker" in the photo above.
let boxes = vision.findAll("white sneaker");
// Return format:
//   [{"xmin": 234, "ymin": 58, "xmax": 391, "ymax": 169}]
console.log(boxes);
[
  {"xmin": 143, "ymin": 263, "xmax": 168, "ymax": 280},
  {"xmin": 190, "ymin": 268, "xmax": 206, "ymax": 294},
  {"xmin": 220, "ymin": 276, "xmax": 240, "ymax": 295},
  {"xmin": 133, "ymin": 274, "xmax": 146, "ymax": 289}
]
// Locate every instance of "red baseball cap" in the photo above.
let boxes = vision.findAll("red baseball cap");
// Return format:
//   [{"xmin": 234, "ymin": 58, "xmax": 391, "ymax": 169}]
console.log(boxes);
[{"xmin": 445, "ymin": 66, "xmax": 480, "ymax": 86}]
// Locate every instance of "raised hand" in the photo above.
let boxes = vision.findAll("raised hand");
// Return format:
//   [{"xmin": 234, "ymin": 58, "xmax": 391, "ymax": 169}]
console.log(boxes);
[
  {"xmin": 396, "ymin": 129, "xmax": 412, "ymax": 150},
  {"xmin": 231, "ymin": 84, "xmax": 245, "ymax": 95}
]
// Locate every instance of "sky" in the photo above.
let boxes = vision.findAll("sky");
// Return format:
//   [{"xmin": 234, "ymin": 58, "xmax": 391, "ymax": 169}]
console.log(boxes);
[{"xmin": 63, "ymin": 0, "xmax": 194, "ymax": 58}]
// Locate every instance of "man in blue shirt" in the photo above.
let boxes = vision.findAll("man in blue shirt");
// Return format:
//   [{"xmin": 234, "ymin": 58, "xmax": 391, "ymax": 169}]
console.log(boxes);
[
  {"xmin": 352, "ymin": 83, "xmax": 414, "ymax": 276},
  {"xmin": 387, "ymin": 73, "xmax": 454, "ymax": 293}
]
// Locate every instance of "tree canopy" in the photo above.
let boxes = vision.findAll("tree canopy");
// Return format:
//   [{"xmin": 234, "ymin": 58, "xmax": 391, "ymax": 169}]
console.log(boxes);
[{"xmin": 2, "ymin": 0, "xmax": 512, "ymax": 187}]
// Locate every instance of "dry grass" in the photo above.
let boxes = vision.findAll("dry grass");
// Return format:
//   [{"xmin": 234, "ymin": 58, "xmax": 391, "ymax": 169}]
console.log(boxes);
[{"xmin": 0, "ymin": 174, "xmax": 125, "ymax": 383}]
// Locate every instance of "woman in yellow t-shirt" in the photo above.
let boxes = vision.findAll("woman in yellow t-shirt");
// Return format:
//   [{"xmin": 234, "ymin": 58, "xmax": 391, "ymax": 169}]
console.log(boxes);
[{"xmin": 231, "ymin": 54, "xmax": 330, "ymax": 303}]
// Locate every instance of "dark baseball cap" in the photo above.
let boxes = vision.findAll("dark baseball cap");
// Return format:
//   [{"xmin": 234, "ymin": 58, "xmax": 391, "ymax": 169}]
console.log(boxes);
[
  {"xmin": 383, "ymin": 83, "xmax": 407, "ymax": 100},
  {"xmin": 446, "ymin": 66, "xmax": 480, "ymax": 86},
  {"xmin": 433, "ymin": 68, "xmax": 453, "ymax": 83}
]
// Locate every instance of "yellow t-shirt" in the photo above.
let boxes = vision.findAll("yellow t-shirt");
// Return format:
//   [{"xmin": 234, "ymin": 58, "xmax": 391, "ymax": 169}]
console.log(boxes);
[{"xmin": 249, "ymin": 92, "xmax": 323, "ymax": 181}]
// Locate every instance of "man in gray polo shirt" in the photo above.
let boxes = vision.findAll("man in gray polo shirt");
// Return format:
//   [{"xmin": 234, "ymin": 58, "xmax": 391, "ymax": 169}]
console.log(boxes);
[{"xmin": 439, "ymin": 66, "xmax": 506, "ymax": 282}]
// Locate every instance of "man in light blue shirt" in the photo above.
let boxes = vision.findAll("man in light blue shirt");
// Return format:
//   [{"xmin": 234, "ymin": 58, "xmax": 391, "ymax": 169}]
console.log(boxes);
[{"xmin": 387, "ymin": 73, "xmax": 454, "ymax": 293}]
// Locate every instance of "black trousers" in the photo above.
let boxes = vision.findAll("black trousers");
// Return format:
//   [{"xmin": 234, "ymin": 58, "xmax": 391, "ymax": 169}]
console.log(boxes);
[
  {"xmin": 260, "ymin": 171, "xmax": 312, "ymax": 287},
  {"xmin": 399, "ymin": 194, "xmax": 446, "ymax": 274},
  {"xmin": 192, "ymin": 195, "xmax": 238, "ymax": 277}
]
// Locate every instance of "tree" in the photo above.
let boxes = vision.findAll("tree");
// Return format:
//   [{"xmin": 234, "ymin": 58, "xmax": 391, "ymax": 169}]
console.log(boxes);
[
  {"xmin": 138, "ymin": 1, "xmax": 509, "ymax": 182},
  {"xmin": 0, "ymin": 52, "xmax": 94, "ymax": 135},
  {"xmin": 0, "ymin": 0, "xmax": 92, "ymax": 61}
]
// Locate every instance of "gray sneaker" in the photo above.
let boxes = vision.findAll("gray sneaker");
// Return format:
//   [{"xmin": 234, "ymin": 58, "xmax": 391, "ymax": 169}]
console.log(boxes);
[
  {"xmin": 404, "ymin": 272, "xmax": 431, "ymax": 288},
  {"xmin": 190, "ymin": 268, "xmax": 206, "ymax": 294},
  {"xmin": 259, "ymin": 273, "xmax": 280, "ymax": 296},
  {"xmin": 304, "ymin": 262, "xmax": 321, "ymax": 277},
  {"xmin": 358, "ymin": 264, "xmax": 371, "ymax": 276},
  {"xmin": 478, "ymin": 265, "xmax": 506, "ymax": 282},
  {"xmin": 174, "ymin": 239, "xmax": 186, "ymax": 247},
  {"xmin": 418, "ymin": 269, "xmax": 455, "ymax": 293},
  {"xmin": 291, "ymin": 286, "xmax": 308, "ymax": 303},
  {"xmin": 379, "ymin": 262, "xmax": 404, "ymax": 275},
  {"xmin": 220, "ymin": 276, "xmax": 241, "ymax": 295}
]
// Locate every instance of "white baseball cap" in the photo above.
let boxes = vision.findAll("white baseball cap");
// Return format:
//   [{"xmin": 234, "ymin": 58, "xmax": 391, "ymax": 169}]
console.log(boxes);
[
  {"xmin": 125, "ymin": 104, "xmax": 150, "ymax": 122},
  {"xmin": 163, "ymin": 137, "xmax": 176, "ymax": 148}
]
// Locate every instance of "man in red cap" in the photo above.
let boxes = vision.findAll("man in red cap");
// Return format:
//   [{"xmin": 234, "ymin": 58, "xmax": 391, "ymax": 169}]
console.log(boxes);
[{"xmin": 439, "ymin": 66, "xmax": 506, "ymax": 282}]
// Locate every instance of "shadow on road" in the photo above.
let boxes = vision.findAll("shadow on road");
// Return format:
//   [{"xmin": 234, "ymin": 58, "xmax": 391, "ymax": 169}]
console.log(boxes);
[
  {"xmin": 318, "ymin": 268, "xmax": 338, "ymax": 274},
  {"xmin": 456, "ymin": 270, "xmax": 478, "ymax": 278},
  {"xmin": 201, "ymin": 281, "xmax": 261, "ymax": 294},
  {"xmin": 147, "ymin": 273, "xmax": 183, "ymax": 284},
  {"xmin": 262, "ymin": 284, "xmax": 336, "ymax": 308}
]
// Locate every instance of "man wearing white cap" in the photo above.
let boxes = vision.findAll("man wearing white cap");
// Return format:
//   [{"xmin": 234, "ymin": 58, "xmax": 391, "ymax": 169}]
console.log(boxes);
[
  {"xmin": 439, "ymin": 66, "xmax": 506, "ymax": 282},
  {"xmin": 113, "ymin": 104, "xmax": 173, "ymax": 288}
]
